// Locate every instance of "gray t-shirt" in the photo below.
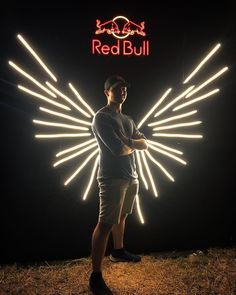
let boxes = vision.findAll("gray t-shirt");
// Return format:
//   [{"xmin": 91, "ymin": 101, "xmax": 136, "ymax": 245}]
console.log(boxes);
[{"xmin": 92, "ymin": 105, "xmax": 145, "ymax": 181}]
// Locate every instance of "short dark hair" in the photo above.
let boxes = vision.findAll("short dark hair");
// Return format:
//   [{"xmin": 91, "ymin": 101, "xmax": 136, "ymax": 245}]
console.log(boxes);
[{"xmin": 104, "ymin": 75, "xmax": 130, "ymax": 91}]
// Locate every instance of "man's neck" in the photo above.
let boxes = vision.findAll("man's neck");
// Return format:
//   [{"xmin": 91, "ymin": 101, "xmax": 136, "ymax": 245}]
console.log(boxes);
[{"xmin": 106, "ymin": 102, "xmax": 122, "ymax": 113}]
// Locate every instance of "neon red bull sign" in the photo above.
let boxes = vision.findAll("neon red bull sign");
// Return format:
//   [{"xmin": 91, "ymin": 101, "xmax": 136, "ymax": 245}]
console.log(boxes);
[{"xmin": 92, "ymin": 16, "xmax": 150, "ymax": 56}]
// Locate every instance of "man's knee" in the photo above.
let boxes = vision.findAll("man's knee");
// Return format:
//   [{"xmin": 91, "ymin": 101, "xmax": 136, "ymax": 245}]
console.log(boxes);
[{"xmin": 98, "ymin": 221, "xmax": 113, "ymax": 232}]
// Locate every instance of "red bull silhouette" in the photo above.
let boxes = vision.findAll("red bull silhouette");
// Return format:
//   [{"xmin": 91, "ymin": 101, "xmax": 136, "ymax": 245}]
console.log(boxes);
[
  {"xmin": 122, "ymin": 21, "xmax": 146, "ymax": 36},
  {"xmin": 95, "ymin": 19, "xmax": 120, "ymax": 35}
]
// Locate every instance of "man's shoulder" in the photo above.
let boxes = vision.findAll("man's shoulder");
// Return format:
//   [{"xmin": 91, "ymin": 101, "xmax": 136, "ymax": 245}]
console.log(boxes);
[
  {"xmin": 95, "ymin": 105, "xmax": 108, "ymax": 115},
  {"xmin": 92, "ymin": 106, "xmax": 110, "ymax": 125},
  {"xmin": 94, "ymin": 106, "xmax": 110, "ymax": 118}
]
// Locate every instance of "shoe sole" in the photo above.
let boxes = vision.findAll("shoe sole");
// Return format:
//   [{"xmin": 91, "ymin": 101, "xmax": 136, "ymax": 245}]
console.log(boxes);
[{"xmin": 109, "ymin": 255, "xmax": 141, "ymax": 263}]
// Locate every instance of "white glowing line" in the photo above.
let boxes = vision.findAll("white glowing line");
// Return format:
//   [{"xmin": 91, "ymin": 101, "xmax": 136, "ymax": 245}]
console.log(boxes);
[
  {"xmin": 145, "ymin": 150, "xmax": 175, "ymax": 182},
  {"xmin": 17, "ymin": 34, "xmax": 57, "ymax": 82},
  {"xmin": 39, "ymin": 107, "xmax": 92, "ymax": 126},
  {"xmin": 154, "ymin": 86, "xmax": 194, "ymax": 118},
  {"xmin": 69, "ymin": 83, "xmax": 95, "ymax": 116},
  {"xmin": 183, "ymin": 43, "xmax": 221, "ymax": 84},
  {"xmin": 137, "ymin": 88, "xmax": 172, "ymax": 129},
  {"xmin": 64, "ymin": 149, "xmax": 99, "ymax": 186},
  {"xmin": 83, "ymin": 156, "xmax": 99, "ymax": 200},
  {"xmin": 135, "ymin": 151, "xmax": 148, "ymax": 189},
  {"xmin": 33, "ymin": 119, "xmax": 89, "ymax": 130},
  {"xmin": 18, "ymin": 85, "xmax": 70, "ymax": 110},
  {"xmin": 140, "ymin": 151, "xmax": 158, "ymax": 197},
  {"xmin": 153, "ymin": 121, "xmax": 202, "ymax": 131},
  {"xmin": 173, "ymin": 89, "xmax": 219, "ymax": 111},
  {"xmin": 53, "ymin": 142, "xmax": 98, "ymax": 167},
  {"xmin": 148, "ymin": 143, "xmax": 186, "ymax": 165},
  {"xmin": 46, "ymin": 82, "xmax": 91, "ymax": 118},
  {"xmin": 186, "ymin": 67, "xmax": 228, "ymax": 98},
  {"xmin": 56, "ymin": 139, "xmax": 96, "ymax": 157},
  {"xmin": 35, "ymin": 133, "xmax": 91, "ymax": 138},
  {"xmin": 136, "ymin": 195, "xmax": 145, "ymax": 224},
  {"xmin": 147, "ymin": 140, "xmax": 183, "ymax": 155},
  {"xmin": 148, "ymin": 110, "xmax": 197, "ymax": 127},
  {"xmin": 9, "ymin": 61, "xmax": 56, "ymax": 98},
  {"xmin": 153, "ymin": 133, "xmax": 203, "ymax": 139}
]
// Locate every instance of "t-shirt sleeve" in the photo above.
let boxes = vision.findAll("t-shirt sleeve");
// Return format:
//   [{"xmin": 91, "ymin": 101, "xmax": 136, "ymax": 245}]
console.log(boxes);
[
  {"xmin": 132, "ymin": 120, "xmax": 147, "ymax": 140},
  {"xmin": 92, "ymin": 113, "xmax": 125, "ymax": 156}
]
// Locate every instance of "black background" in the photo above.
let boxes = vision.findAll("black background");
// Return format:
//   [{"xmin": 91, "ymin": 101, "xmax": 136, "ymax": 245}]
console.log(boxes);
[{"xmin": 1, "ymin": 1, "xmax": 235, "ymax": 264}]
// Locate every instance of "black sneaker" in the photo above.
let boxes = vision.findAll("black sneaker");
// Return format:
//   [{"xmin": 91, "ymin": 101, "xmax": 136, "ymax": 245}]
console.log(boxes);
[
  {"xmin": 89, "ymin": 272, "xmax": 113, "ymax": 295},
  {"xmin": 110, "ymin": 248, "xmax": 141, "ymax": 262}
]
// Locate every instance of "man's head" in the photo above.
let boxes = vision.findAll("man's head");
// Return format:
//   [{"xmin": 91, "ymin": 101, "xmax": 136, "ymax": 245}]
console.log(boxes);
[{"xmin": 104, "ymin": 75, "xmax": 130, "ymax": 104}]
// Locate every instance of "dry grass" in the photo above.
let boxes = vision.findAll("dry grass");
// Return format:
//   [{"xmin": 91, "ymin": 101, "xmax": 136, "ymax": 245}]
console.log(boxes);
[{"xmin": 0, "ymin": 247, "xmax": 235, "ymax": 295}]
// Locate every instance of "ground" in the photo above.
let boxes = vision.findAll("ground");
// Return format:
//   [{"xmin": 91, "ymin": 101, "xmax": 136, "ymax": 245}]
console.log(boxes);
[{"xmin": 0, "ymin": 247, "xmax": 235, "ymax": 295}]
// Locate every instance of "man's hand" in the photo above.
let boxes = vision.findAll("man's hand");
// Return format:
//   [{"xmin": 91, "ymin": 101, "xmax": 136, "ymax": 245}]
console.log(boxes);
[{"xmin": 132, "ymin": 130, "xmax": 147, "ymax": 140}]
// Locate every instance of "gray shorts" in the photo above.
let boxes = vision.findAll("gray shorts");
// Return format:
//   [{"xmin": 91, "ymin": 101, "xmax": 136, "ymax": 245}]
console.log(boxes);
[{"xmin": 97, "ymin": 178, "xmax": 139, "ymax": 225}]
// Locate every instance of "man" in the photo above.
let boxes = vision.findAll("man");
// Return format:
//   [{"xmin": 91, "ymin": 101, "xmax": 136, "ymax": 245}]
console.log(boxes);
[{"xmin": 89, "ymin": 75, "xmax": 148, "ymax": 295}]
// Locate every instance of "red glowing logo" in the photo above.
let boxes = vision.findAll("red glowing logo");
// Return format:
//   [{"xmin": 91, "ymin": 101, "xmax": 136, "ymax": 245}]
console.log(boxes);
[
  {"xmin": 92, "ymin": 15, "xmax": 149, "ymax": 56},
  {"xmin": 95, "ymin": 16, "xmax": 146, "ymax": 39}
]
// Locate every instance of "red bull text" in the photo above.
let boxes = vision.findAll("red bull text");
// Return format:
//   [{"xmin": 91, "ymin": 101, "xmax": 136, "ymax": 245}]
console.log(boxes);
[
  {"xmin": 92, "ymin": 16, "xmax": 150, "ymax": 57},
  {"xmin": 92, "ymin": 39, "xmax": 149, "ymax": 56}
]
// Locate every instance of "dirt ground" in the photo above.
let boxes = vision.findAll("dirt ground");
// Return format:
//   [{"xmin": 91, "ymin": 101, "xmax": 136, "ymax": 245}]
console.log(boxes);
[{"xmin": 0, "ymin": 247, "xmax": 235, "ymax": 295}]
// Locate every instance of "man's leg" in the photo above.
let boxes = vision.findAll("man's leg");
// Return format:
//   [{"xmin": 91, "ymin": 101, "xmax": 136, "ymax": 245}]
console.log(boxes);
[
  {"xmin": 91, "ymin": 221, "xmax": 113, "ymax": 272},
  {"xmin": 110, "ymin": 213, "xmax": 141, "ymax": 262},
  {"xmin": 111, "ymin": 213, "xmax": 128, "ymax": 249}
]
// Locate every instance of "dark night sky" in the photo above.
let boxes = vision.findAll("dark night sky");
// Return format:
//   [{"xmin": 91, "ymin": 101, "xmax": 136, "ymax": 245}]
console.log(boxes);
[{"xmin": 1, "ymin": 2, "xmax": 235, "ymax": 264}]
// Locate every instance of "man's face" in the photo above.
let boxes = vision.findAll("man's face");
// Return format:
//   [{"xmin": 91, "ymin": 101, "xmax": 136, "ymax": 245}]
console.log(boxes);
[{"xmin": 106, "ymin": 85, "xmax": 128, "ymax": 104}]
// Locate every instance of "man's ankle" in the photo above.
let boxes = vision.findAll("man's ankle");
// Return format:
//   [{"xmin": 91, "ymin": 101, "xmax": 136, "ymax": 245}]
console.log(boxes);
[
  {"xmin": 113, "ymin": 247, "xmax": 124, "ymax": 253},
  {"xmin": 90, "ymin": 271, "xmax": 102, "ymax": 279}
]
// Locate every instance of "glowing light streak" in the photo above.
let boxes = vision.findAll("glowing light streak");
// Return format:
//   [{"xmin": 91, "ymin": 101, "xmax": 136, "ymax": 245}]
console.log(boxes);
[
  {"xmin": 56, "ymin": 139, "xmax": 97, "ymax": 157},
  {"xmin": 53, "ymin": 143, "xmax": 98, "ymax": 167},
  {"xmin": 145, "ymin": 150, "xmax": 174, "ymax": 181},
  {"xmin": 17, "ymin": 34, "xmax": 57, "ymax": 82},
  {"xmin": 154, "ymin": 86, "xmax": 194, "ymax": 117},
  {"xmin": 137, "ymin": 88, "xmax": 172, "ymax": 129},
  {"xmin": 46, "ymin": 82, "xmax": 91, "ymax": 118},
  {"xmin": 173, "ymin": 89, "xmax": 219, "ymax": 111},
  {"xmin": 64, "ymin": 149, "xmax": 99, "ymax": 186},
  {"xmin": 39, "ymin": 107, "xmax": 91, "ymax": 126},
  {"xmin": 140, "ymin": 151, "xmax": 158, "ymax": 197},
  {"xmin": 82, "ymin": 156, "xmax": 99, "ymax": 200},
  {"xmin": 153, "ymin": 133, "xmax": 203, "ymax": 139},
  {"xmin": 9, "ymin": 61, "xmax": 56, "ymax": 98},
  {"xmin": 186, "ymin": 67, "xmax": 228, "ymax": 98},
  {"xmin": 148, "ymin": 110, "xmax": 197, "ymax": 127},
  {"xmin": 18, "ymin": 85, "xmax": 70, "ymax": 110},
  {"xmin": 148, "ymin": 143, "xmax": 186, "ymax": 165},
  {"xmin": 147, "ymin": 139, "xmax": 183, "ymax": 155},
  {"xmin": 69, "ymin": 83, "xmax": 95, "ymax": 116},
  {"xmin": 135, "ymin": 151, "xmax": 148, "ymax": 189},
  {"xmin": 35, "ymin": 133, "xmax": 91, "ymax": 138},
  {"xmin": 183, "ymin": 43, "xmax": 221, "ymax": 84},
  {"xmin": 135, "ymin": 195, "xmax": 145, "ymax": 224},
  {"xmin": 153, "ymin": 121, "xmax": 202, "ymax": 131},
  {"xmin": 33, "ymin": 119, "xmax": 89, "ymax": 131}
]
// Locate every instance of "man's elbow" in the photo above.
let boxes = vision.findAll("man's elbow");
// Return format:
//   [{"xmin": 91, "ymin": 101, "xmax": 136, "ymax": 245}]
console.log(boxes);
[
  {"xmin": 143, "ymin": 141, "xmax": 148, "ymax": 150},
  {"xmin": 139, "ymin": 139, "xmax": 148, "ymax": 150}
]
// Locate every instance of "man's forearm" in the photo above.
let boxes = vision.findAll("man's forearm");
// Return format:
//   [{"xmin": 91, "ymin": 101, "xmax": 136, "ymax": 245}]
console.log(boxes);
[
  {"xmin": 130, "ymin": 138, "xmax": 148, "ymax": 150},
  {"xmin": 119, "ymin": 138, "xmax": 148, "ymax": 156},
  {"xmin": 115, "ymin": 129, "xmax": 148, "ymax": 155}
]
